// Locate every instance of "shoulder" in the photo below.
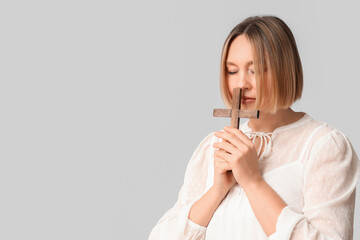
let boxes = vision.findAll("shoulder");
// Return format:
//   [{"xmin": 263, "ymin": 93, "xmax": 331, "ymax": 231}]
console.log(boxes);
[
  {"xmin": 304, "ymin": 118, "xmax": 359, "ymax": 167},
  {"xmin": 307, "ymin": 117, "xmax": 352, "ymax": 148},
  {"xmin": 295, "ymin": 113, "xmax": 350, "ymax": 144}
]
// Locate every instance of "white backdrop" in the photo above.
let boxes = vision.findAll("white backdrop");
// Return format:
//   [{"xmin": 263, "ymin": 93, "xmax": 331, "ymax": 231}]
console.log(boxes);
[{"xmin": 0, "ymin": 0, "xmax": 359, "ymax": 239}]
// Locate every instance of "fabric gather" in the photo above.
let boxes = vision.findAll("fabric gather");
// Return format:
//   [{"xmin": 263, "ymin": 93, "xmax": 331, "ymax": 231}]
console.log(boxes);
[{"xmin": 244, "ymin": 131, "xmax": 273, "ymax": 158}]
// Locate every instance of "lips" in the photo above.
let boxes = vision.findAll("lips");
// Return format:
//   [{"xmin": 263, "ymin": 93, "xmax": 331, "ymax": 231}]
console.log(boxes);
[{"xmin": 241, "ymin": 98, "xmax": 256, "ymax": 104}]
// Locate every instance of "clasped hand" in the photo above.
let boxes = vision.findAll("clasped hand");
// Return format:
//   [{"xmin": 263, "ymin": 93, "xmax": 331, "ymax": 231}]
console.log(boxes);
[{"xmin": 213, "ymin": 126, "xmax": 263, "ymax": 189}]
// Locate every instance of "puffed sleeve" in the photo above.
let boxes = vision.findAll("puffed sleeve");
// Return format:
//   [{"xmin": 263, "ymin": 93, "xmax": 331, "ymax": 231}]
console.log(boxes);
[
  {"xmin": 148, "ymin": 131, "xmax": 215, "ymax": 240},
  {"xmin": 269, "ymin": 129, "xmax": 360, "ymax": 240}
]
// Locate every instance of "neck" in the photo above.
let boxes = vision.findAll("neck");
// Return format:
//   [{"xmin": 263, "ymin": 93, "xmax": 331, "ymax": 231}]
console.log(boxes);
[{"xmin": 247, "ymin": 108, "xmax": 305, "ymax": 133}]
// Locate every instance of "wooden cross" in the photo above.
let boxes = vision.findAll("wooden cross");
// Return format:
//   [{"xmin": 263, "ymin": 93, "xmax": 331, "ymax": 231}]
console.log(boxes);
[{"xmin": 213, "ymin": 88, "xmax": 260, "ymax": 129}]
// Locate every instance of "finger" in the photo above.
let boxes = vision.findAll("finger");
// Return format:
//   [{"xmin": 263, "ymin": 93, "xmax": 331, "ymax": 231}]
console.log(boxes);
[
  {"xmin": 214, "ymin": 149, "xmax": 231, "ymax": 163},
  {"xmin": 213, "ymin": 141, "xmax": 237, "ymax": 155},
  {"xmin": 214, "ymin": 130, "xmax": 244, "ymax": 150},
  {"xmin": 221, "ymin": 163, "xmax": 232, "ymax": 171},
  {"xmin": 215, "ymin": 160, "xmax": 232, "ymax": 170},
  {"xmin": 214, "ymin": 155, "xmax": 232, "ymax": 171},
  {"xmin": 223, "ymin": 126, "xmax": 252, "ymax": 145}
]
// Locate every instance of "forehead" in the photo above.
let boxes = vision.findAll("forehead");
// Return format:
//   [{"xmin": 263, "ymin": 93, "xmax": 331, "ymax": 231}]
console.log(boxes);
[
  {"xmin": 226, "ymin": 35, "xmax": 254, "ymax": 66},
  {"xmin": 226, "ymin": 60, "xmax": 253, "ymax": 67}
]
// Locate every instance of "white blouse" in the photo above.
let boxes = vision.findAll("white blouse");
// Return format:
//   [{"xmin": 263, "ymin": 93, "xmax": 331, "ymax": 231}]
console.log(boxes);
[{"xmin": 148, "ymin": 112, "xmax": 360, "ymax": 240}]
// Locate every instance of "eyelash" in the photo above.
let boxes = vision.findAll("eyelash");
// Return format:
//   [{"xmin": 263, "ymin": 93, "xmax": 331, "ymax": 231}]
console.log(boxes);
[{"xmin": 228, "ymin": 70, "xmax": 255, "ymax": 75}]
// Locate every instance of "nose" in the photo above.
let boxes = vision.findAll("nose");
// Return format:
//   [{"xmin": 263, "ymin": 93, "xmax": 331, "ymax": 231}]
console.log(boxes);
[{"xmin": 235, "ymin": 70, "xmax": 253, "ymax": 90}]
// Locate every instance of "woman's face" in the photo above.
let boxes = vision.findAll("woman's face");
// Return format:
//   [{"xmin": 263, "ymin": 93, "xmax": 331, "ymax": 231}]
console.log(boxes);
[{"xmin": 226, "ymin": 34, "xmax": 257, "ymax": 109}]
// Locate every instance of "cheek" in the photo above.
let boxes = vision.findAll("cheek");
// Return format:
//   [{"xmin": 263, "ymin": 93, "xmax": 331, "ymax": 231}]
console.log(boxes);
[{"xmin": 227, "ymin": 79, "xmax": 233, "ymax": 95}]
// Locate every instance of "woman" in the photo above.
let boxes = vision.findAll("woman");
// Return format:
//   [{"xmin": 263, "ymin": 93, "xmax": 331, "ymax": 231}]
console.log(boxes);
[{"xmin": 148, "ymin": 15, "xmax": 360, "ymax": 239}]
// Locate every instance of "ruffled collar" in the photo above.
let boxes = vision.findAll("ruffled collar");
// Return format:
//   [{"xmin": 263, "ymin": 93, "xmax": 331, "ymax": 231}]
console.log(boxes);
[{"xmin": 240, "ymin": 112, "xmax": 312, "ymax": 159}]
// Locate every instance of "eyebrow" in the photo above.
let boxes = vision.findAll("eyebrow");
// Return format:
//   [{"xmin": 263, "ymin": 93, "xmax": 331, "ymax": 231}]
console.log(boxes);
[{"xmin": 226, "ymin": 61, "xmax": 253, "ymax": 66}]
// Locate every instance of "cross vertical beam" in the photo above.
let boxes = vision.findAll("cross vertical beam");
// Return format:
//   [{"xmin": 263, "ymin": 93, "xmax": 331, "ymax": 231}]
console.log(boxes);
[{"xmin": 231, "ymin": 87, "xmax": 242, "ymax": 129}]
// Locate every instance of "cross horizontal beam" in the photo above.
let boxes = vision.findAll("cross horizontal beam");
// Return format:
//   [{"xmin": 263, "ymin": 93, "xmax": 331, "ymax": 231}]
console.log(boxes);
[{"xmin": 213, "ymin": 109, "xmax": 260, "ymax": 119}]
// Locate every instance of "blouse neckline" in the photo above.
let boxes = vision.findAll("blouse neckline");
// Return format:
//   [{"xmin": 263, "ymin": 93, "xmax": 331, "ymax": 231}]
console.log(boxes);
[{"xmin": 242, "ymin": 112, "xmax": 312, "ymax": 135}]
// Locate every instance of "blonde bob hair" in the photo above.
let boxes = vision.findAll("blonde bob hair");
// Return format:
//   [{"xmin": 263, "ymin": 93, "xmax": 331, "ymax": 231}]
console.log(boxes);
[{"xmin": 220, "ymin": 15, "xmax": 303, "ymax": 113}]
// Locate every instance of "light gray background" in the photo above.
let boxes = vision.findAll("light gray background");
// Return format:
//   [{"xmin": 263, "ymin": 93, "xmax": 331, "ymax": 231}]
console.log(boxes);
[{"xmin": 0, "ymin": 0, "xmax": 359, "ymax": 239}]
